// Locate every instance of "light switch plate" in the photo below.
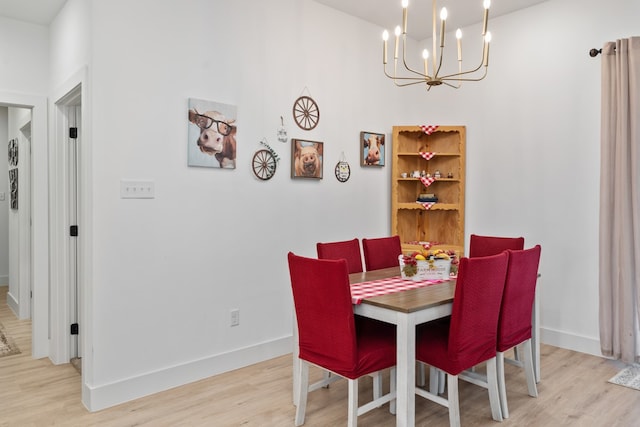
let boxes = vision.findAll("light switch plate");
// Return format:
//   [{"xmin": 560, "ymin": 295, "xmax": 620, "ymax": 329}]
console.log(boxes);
[{"xmin": 120, "ymin": 180, "xmax": 155, "ymax": 199}]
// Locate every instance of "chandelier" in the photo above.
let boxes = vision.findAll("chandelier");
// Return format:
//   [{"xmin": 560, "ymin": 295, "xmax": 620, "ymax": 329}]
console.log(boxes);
[{"xmin": 382, "ymin": 0, "xmax": 492, "ymax": 89}]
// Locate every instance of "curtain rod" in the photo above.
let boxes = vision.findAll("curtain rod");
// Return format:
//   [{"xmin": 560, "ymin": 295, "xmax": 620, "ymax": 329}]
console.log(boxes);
[{"xmin": 589, "ymin": 47, "xmax": 616, "ymax": 57}]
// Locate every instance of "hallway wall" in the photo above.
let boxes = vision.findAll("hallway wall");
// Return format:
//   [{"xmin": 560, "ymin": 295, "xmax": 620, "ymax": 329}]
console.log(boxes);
[{"xmin": 0, "ymin": 107, "xmax": 8, "ymax": 284}]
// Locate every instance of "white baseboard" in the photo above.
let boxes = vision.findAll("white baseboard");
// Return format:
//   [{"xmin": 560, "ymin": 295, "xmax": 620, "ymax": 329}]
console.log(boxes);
[
  {"xmin": 541, "ymin": 326, "xmax": 603, "ymax": 357},
  {"xmin": 83, "ymin": 335, "xmax": 293, "ymax": 412},
  {"xmin": 6, "ymin": 290, "xmax": 19, "ymax": 317}
]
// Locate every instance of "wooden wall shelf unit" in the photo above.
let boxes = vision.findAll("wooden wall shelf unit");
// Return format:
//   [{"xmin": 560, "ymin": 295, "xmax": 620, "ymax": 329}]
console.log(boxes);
[{"xmin": 391, "ymin": 125, "xmax": 466, "ymax": 255}]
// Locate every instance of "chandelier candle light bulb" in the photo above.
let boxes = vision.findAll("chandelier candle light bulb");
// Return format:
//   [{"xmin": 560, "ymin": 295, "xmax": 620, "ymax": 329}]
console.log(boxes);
[
  {"xmin": 483, "ymin": 32, "xmax": 492, "ymax": 66},
  {"xmin": 483, "ymin": 0, "xmax": 491, "ymax": 35},
  {"xmin": 439, "ymin": 7, "xmax": 447, "ymax": 48},
  {"xmin": 383, "ymin": 30, "xmax": 389, "ymax": 64},
  {"xmin": 423, "ymin": 49, "xmax": 429, "ymax": 75},
  {"xmin": 402, "ymin": 0, "xmax": 408, "ymax": 34}
]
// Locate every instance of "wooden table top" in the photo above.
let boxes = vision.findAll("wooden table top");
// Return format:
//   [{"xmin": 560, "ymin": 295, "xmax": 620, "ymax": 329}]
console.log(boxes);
[{"xmin": 349, "ymin": 267, "xmax": 456, "ymax": 314}]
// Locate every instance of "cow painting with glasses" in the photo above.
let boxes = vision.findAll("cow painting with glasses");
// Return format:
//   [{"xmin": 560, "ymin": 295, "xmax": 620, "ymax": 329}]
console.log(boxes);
[{"xmin": 188, "ymin": 100, "xmax": 237, "ymax": 168}]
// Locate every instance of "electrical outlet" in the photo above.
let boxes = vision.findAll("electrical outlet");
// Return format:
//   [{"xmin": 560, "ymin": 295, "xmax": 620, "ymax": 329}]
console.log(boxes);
[{"xmin": 230, "ymin": 309, "xmax": 240, "ymax": 327}]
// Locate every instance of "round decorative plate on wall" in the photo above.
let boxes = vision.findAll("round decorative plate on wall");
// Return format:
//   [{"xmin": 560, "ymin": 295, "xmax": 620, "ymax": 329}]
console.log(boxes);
[{"xmin": 292, "ymin": 95, "xmax": 319, "ymax": 130}]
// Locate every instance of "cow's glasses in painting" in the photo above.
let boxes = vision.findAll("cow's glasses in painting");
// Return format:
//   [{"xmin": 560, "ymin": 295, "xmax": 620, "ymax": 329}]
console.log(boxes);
[{"xmin": 192, "ymin": 110, "xmax": 232, "ymax": 136}]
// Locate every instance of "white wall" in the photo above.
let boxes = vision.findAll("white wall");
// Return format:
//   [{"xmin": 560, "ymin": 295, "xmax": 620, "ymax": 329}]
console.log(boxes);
[
  {"xmin": 39, "ymin": 0, "xmax": 640, "ymax": 411},
  {"xmin": 403, "ymin": 0, "xmax": 640, "ymax": 355},
  {"xmin": 82, "ymin": 0, "xmax": 412, "ymax": 410},
  {"xmin": 0, "ymin": 17, "xmax": 49, "ymax": 94}
]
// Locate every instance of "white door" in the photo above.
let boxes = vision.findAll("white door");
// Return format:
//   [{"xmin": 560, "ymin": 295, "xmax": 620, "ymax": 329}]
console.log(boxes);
[{"xmin": 67, "ymin": 104, "xmax": 80, "ymax": 360}]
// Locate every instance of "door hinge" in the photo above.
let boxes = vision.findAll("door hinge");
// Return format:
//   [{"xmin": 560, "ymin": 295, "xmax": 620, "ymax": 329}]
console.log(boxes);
[
  {"xmin": 69, "ymin": 127, "xmax": 78, "ymax": 139},
  {"xmin": 70, "ymin": 225, "xmax": 78, "ymax": 236},
  {"xmin": 70, "ymin": 323, "xmax": 79, "ymax": 335}
]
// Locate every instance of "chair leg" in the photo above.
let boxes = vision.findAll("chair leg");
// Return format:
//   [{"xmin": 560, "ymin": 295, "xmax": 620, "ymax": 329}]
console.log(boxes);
[
  {"xmin": 486, "ymin": 357, "xmax": 503, "ymax": 422},
  {"xmin": 439, "ymin": 370, "xmax": 445, "ymax": 394},
  {"xmin": 322, "ymin": 370, "xmax": 332, "ymax": 387},
  {"xmin": 371, "ymin": 372, "xmax": 382, "ymax": 401},
  {"xmin": 389, "ymin": 367, "xmax": 397, "ymax": 415},
  {"xmin": 447, "ymin": 374, "xmax": 461, "ymax": 427},
  {"xmin": 347, "ymin": 378, "xmax": 359, "ymax": 427},
  {"xmin": 496, "ymin": 351, "xmax": 508, "ymax": 419},
  {"xmin": 429, "ymin": 366, "xmax": 439, "ymax": 394},
  {"xmin": 522, "ymin": 339, "xmax": 539, "ymax": 398},
  {"xmin": 295, "ymin": 361, "xmax": 309, "ymax": 426},
  {"xmin": 417, "ymin": 362, "xmax": 426, "ymax": 386}
]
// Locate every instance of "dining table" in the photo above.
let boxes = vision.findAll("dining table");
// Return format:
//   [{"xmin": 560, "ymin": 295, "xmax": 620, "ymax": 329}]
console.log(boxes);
[{"xmin": 291, "ymin": 265, "xmax": 540, "ymax": 427}]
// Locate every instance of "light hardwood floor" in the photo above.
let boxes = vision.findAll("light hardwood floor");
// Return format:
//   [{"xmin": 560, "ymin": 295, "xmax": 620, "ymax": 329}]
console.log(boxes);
[{"xmin": 1, "ymin": 285, "xmax": 638, "ymax": 426}]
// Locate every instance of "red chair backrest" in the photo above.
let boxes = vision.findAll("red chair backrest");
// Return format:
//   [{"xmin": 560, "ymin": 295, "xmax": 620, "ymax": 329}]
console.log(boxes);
[
  {"xmin": 287, "ymin": 252, "xmax": 358, "ymax": 373},
  {"xmin": 362, "ymin": 235, "xmax": 402, "ymax": 271},
  {"xmin": 316, "ymin": 238, "xmax": 364, "ymax": 274},
  {"xmin": 497, "ymin": 245, "xmax": 542, "ymax": 352},
  {"xmin": 469, "ymin": 234, "xmax": 525, "ymax": 258},
  {"xmin": 447, "ymin": 252, "xmax": 509, "ymax": 372}
]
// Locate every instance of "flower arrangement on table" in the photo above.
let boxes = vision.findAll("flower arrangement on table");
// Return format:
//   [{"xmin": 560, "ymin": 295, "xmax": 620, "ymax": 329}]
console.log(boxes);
[{"xmin": 400, "ymin": 249, "xmax": 459, "ymax": 280}]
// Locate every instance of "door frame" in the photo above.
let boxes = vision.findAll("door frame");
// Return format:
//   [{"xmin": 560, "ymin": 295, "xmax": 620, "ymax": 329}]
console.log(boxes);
[{"xmin": 50, "ymin": 68, "xmax": 90, "ymax": 369}]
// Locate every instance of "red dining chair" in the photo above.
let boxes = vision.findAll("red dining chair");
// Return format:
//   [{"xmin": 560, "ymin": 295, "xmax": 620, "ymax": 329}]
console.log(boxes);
[
  {"xmin": 426, "ymin": 235, "xmax": 524, "ymax": 392},
  {"xmin": 415, "ymin": 252, "xmax": 509, "ymax": 426},
  {"xmin": 316, "ymin": 238, "xmax": 385, "ymax": 398},
  {"xmin": 496, "ymin": 245, "xmax": 542, "ymax": 418},
  {"xmin": 469, "ymin": 234, "xmax": 525, "ymax": 258},
  {"xmin": 468, "ymin": 234, "xmax": 525, "ymax": 366},
  {"xmin": 362, "ymin": 235, "xmax": 402, "ymax": 271},
  {"xmin": 287, "ymin": 252, "xmax": 397, "ymax": 427},
  {"xmin": 316, "ymin": 238, "xmax": 364, "ymax": 274}
]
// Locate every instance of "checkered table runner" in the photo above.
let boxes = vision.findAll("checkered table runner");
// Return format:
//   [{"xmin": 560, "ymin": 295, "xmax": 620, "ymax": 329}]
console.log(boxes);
[
  {"xmin": 350, "ymin": 276, "xmax": 447, "ymax": 304},
  {"xmin": 405, "ymin": 241, "xmax": 442, "ymax": 250}
]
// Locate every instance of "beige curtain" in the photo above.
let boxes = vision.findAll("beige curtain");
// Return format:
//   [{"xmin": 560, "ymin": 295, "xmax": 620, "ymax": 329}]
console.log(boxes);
[{"xmin": 599, "ymin": 37, "xmax": 640, "ymax": 363}]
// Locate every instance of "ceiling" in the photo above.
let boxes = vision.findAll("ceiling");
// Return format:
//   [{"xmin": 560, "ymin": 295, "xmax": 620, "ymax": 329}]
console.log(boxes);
[
  {"xmin": 0, "ymin": 0, "xmax": 67, "ymax": 25},
  {"xmin": 0, "ymin": 0, "xmax": 548, "ymax": 36},
  {"xmin": 313, "ymin": 0, "xmax": 550, "ymax": 40}
]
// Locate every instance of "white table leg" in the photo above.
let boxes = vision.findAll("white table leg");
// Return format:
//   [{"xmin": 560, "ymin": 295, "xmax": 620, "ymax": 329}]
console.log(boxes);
[{"xmin": 395, "ymin": 313, "xmax": 415, "ymax": 427}]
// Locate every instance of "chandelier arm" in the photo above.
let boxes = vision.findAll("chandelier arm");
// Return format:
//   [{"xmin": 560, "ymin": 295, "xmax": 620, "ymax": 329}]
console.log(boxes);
[
  {"xmin": 441, "ymin": 67, "xmax": 488, "ymax": 82},
  {"xmin": 401, "ymin": 36, "xmax": 431, "ymax": 79},
  {"xmin": 385, "ymin": 62, "xmax": 430, "ymax": 83},
  {"xmin": 438, "ymin": 61, "xmax": 485, "ymax": 80},
  {"xmin": 383, "ymin": 65, "xmax": 432, "ymax": 85},
  {"xmin": 396, "ymin": 79, "xmax": 433, "ymax": 87},
  {"xmin": 438, "ymin": 81, "xmax": 460, "ymax": 89},
  {"xmin": 434, "ymin": 46, "xmax": 446, "ymax": 79}
]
